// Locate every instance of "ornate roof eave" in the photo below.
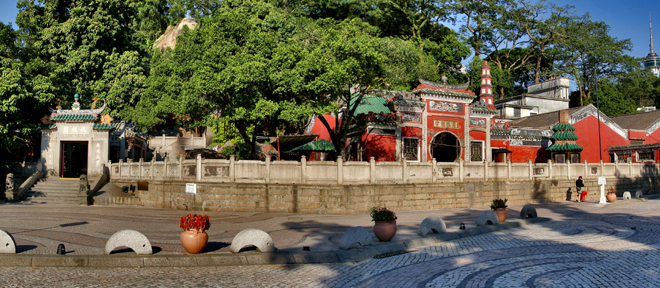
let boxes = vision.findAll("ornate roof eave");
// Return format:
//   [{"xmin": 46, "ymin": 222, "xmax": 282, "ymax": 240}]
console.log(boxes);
[
  {"xmin": 414, "ymin": 88, "xmax": 476, "ymax": 99},
  {"xmin": 418, "ymin": 78, "xmax": 471, "ymax": 90}
]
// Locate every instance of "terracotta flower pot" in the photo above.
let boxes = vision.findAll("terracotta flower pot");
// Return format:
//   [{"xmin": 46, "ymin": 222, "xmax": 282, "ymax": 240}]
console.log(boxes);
[
  {"xmin": 373, "ymin": 221, "xmax": 397, "ymax": 242},
  {"xmin": 606, "ymin": 193, "xmax": 616, "ymax": 203},
  {"xmin": 180, "ymin": 230, "xmax": 208, "ymax": 254},
  {"xmin": 494, "ymin": 208, "xmax": 508, "ymax": 223}
]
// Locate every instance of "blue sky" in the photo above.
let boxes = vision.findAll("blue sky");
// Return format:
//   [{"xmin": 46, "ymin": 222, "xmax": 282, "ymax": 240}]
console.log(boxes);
[{"xmin": 1, "ymin": 0, "xmax": 659, "ymax": 59}]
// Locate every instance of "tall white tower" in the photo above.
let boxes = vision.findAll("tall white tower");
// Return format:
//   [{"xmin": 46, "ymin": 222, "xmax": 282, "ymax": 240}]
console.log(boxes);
[{"xmin": 645, "ymin": 13, "xmax": 660, "ymax": 77}]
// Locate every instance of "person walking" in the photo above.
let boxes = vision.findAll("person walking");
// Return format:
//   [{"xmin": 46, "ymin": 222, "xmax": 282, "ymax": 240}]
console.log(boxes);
[{"xmin": 576, "ymin": 176, "xmax": 585, "ymax": 202}]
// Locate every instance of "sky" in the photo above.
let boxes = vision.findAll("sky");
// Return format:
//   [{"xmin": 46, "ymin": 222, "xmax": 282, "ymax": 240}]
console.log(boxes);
[{"xmin": 1, "ymin": 0, "xmax": 659, "ymax": 60}]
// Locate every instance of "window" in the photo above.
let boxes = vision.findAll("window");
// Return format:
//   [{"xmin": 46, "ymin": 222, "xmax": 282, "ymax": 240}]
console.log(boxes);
[
  {"xmin": 639, "ymin": 152, "xmax": 654, "ymax": 161},
  {"xmin": 403, "ymin": 138, "xmax": 420, "ymax": 161},
  {"xmin": 631, "ymin": 141, "xmax": 643, "ymax": 145},
  {"xmin": 514, "ymin": 108, "xmax": 521, "ymax": 118}
]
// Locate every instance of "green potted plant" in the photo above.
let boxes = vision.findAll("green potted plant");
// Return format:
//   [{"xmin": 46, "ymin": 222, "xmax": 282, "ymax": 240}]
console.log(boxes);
[
  {"xmin": 490, "ymin": 198, "xmax": 508, "ymax": 223},
  {"xmin": 370, "ymin": 206, "xmax": 397, "ymax": 242},
  {"xmin": 179, "ymin": 214, "xmax": 210, "ymax": 254}
]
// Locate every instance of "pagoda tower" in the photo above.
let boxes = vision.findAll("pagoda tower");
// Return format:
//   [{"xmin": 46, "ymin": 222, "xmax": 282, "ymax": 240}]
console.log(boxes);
[
  {"xmin": 645, "ymin": 13, "xmax": 660, "ymax": 77},
  {"xmin": 479, "ymin": 61, "xmax": 495, "ymax": 106},
  {"xmin": 546, "ymin": 110, "xmax": 582, "ymax": 163}
]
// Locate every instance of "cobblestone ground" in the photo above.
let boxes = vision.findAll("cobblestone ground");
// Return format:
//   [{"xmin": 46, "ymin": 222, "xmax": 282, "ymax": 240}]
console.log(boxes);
[{"xmin": 3, "ymin": 200, "xmax": 660, "ymax": 287}]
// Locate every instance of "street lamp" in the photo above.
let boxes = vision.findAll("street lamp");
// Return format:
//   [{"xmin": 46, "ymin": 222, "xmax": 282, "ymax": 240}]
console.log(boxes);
[{"xmin": 595, "ymin": 69, "xmax": 602, "ymax": 162}]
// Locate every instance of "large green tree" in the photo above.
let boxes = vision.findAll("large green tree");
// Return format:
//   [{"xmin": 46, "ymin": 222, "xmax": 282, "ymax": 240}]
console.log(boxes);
[{"xmin": 15, "ymin": 0, "xmax": 165, "ymax": 116}]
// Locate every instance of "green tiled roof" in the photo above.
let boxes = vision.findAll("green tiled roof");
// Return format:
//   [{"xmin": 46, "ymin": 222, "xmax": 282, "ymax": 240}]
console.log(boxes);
[
  {"xmin": 289, "ymin": 139, "xmax": 335, "ymax": 152},
  {"xmin": 550, "ymin": 131, "xmax": 578, "ymax": 141},
  {"xmin": 413, "ymin": 88, "xmax": 477, "ymax": 99},
  {"xmin": 388, "ymin": 99, "xmax": 425, "ymax": 107},
  {"xmin": 352, "ymin": 96, "xmax": 392, "ymax": 115},
  {"xmin": 38, "ymin": 124, "xmax": 56, "ymax": 130},
  {"xmin": 92, "ymin": 123, "xmax": 115, "ymax": 130},
  {"xmin": 552, "ymin": 123, "xmax": 575, "ymax": 131},
  {"xmin": 546, "ymin": 143, "xmax": 583, "ymax": 152},
  {"xmin": 50, "ymin": 114, "xmax": 97, "ymax": 121},
  {"xmin": 471, "ymin": 107, "xmax": 498, "ymax": 114}
]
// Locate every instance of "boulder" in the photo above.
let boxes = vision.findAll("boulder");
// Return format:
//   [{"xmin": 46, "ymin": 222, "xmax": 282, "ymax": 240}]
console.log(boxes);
[
  {"xmin": 105, "ymin": 230, "xmax": 152, "ymax": 255},
  {"xmin": 339, "ymin": 226, "xmax": 373, "ymax": 250},
  {"xmin": 477, "ymin": 211, "xmax": 499, "ymax": 226},
  {"xmin": 418, "ymin": 217, "xmax": 447, "ymax": 236},
  {"xmin": 623, "ymin": 191, "xmax": 631, "ymax": 200},
  {"xmin": 520, "ymin": 205, "xmax": 538, "ymax": 219},
  {"xmin": 230, "ymin": 228, "xmax": 275, "ymax": 253},
  {"xmin": 0, "ymin": 229, "xmax": 16, "ymax": 254}
]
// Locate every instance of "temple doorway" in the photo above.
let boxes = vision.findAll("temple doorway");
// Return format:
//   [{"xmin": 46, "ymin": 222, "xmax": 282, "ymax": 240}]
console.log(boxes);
[
  {"xmin": 61, "ymin": 141, "xmax": 88, "ymax": 178},
  {"xmin": 431, "ymin": 132, "xmax": 460, "ymax": 162}
]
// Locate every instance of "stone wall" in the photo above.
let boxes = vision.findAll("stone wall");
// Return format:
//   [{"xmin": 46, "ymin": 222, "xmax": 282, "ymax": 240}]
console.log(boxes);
[{"xmin": 110, "ymin": 175, "xmax": 660, "ymax": 214}]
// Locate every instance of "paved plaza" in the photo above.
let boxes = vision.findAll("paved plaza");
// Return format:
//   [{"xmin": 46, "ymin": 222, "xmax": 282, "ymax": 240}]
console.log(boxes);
[{"xmin": 2, "ymin": 198, "xmax": 660, "ymax": 287}]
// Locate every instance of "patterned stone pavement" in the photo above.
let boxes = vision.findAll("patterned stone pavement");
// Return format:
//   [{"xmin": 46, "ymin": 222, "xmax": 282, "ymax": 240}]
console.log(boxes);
[{"xmin": 2, "ymin": 199, "xmax": 660, "ymax": 287}]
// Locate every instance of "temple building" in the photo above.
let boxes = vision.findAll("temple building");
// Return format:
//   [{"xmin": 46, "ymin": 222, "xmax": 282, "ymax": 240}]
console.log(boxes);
[
  {"xmin": 645, "ymin": 14, "xmax": 660, "ymax": 77},
  {"xmin": 38, "ymin": 95, "xmax": 149, "ymax": 178}
]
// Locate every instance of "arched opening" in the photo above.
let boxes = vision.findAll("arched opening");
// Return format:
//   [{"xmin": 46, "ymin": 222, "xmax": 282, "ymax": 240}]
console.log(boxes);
[{"xmin": 431, "ymin": 132, "xmax": 460, "ymax": 162}]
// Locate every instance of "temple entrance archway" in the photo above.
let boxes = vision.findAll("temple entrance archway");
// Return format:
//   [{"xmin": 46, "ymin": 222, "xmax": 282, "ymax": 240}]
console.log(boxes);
[
  {"xmin": 430, "ymin": 132, "xmax": 461, "ymax": 162},
  {"xmin": 60, "ymin": 141, "xmax": 88, "ymax": 178}
]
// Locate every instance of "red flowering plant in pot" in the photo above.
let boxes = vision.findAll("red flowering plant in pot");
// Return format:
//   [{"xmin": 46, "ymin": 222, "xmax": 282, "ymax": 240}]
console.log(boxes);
[
  {"xmin": 370, "ymin": 206, "xmax": 397, "ymax": 242},
  {"xmin": 490, "ymin": 198, "xmax": 508, "ymax": 223},
  {"xmin": 179, "ymin": 214, "xmax": 210, "ymax": 254}
]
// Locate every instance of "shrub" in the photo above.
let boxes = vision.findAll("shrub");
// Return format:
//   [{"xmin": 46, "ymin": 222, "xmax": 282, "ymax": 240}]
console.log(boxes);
[
  {"xmin": 490, "ymin": 198, "xmax": 508, "ymax": 210},
  {"xmin": 180, "ymin": 214, "xmax": 210, "ymax": 233},
  {"xmin": 370, "ymin": 206, "xmax": 397, "ymax": 223}
]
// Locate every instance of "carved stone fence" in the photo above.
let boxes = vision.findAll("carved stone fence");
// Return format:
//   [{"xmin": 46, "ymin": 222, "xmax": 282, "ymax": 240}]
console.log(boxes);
[{"xmin": 109, "ymin": 155, "xmax": 659, "ymax": 185}]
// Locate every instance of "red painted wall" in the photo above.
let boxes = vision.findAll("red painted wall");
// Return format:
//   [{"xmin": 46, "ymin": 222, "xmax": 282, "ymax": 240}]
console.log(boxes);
[
  {"xmin": 574, "ymin": 115, "xmax": 629, "ymax": 163},
  {"xmin": 645, "ymin": 129, "xmax": 660, "ymax": 144},
  {"xmin": 361, "ymin": 132, "xmax": 396, "ymax": 162},
  {"xmin": 309, "ymin": 115, "xmax": 337, "ymax": 141},
  {"xmin": 509, "ymin": 146, "xmax": 548, "ymax": 163}
]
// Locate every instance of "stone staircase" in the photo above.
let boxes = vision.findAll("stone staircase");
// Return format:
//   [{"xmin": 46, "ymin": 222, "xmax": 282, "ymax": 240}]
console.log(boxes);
[{"xmin": 21, "ymin": 178, "xmax": 80, "ymax": 204}]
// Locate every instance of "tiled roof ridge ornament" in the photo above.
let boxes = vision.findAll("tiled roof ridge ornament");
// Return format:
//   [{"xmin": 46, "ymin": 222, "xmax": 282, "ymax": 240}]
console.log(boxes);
[
  {"xmin": 48, "ymin": 95, "xmax": 106, "ymax": 115},
  {"xmin": 72, "ymin": 94, "xmax": 81, "ymax": 111}
]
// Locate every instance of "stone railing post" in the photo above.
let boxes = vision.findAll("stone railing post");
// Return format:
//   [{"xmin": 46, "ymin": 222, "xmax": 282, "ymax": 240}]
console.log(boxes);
[
  {"xmin": 118, "ymin": 159, "xmax": 123, "ymax": 179},
  {"xmin": 196, "ymin": 153, "xmax": 202, "ymax": 182},
  {"xmin": 337, "ymin": 157, "xmax": 343, "ymax": 185},
  {"xmin": 370, "ymin": 157, "xmax": 376, "ymax": 184},
  {"xmin": 265, "ymin": 156, "xmax": 271, "ymax": 184},
  {"xmin": 548, "ymin": 159, "xmax": 553, "ymax": 180},
  {"xmin": 163, "ymin": 158, "xmax": 168, "ymax": 180},
  {"xmin": 528, "ymin": 160, "xmax": 533, "ymax": 180},
  {"xmin": 78, "ymin": 174, "xmax": 89, "ymax": 206},
  {"xmin": 150, "ymin": 158, "xmax": 155, "ymax": 180},
  {"xmin": 138, "ymin": 158, "xmax": 144, "ymax": 179},
  {"xmin": 301, "ymin": 155, "xmax": 307, "ymax": 184},
  {"xmin": 629, "ymin": 160, "xmax": 633, "ymax": 176},
  {"xmin": 230, "ymin": 155, "xmax": 235, "ymax": 183},
  {"xmin": 484, "ymin": 161, "xmax": 489, "ymax": 181},
  {"xmin": 459, "ymin": 159, "xmax": 464, "ymax": 182},
  {"xmin": 432, "ymin": 159, "xmax": 437, "ymax": 183},
  {"xmin": 567, "ymin": 160, "xmax": 572, "ymax": 180},
  {"xmin": 402, "ymin": 159, "xmax": 407, "ymax": 184},
  {"xmin": 507, "ymin": 159, "xmax": 512, "ymax": 180},
  {"xmin": 584, "ymin": 160, "xmax": 588, "ymax": 178},
  {"xmin": 178, "ymin": 155, "xmax": 183, "ymax": 181}
]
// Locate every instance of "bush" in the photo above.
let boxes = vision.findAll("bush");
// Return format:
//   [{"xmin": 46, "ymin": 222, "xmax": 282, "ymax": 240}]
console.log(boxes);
[
  {"xmin": 370, "ymin": 206, "xmax": 397, "ymax": 223},
  {"xmin": 490, "ymin": 198, "xmax": 508, "ymax": 210}
]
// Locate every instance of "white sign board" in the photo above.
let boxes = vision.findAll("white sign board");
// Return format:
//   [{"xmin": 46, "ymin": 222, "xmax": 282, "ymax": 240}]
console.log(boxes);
[
  {"xmin": 598, "ymin": 176, "xmax": 606, "ymax": 186},
  {"xmin": 185, "ymin": 183, "xmax": 197, "ymax": 194}
]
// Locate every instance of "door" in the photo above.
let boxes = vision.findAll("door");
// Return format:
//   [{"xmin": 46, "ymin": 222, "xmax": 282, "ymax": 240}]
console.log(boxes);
[{"xmin": 61, "ymin": 141, "xmax": 88, "ymax": 178}]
